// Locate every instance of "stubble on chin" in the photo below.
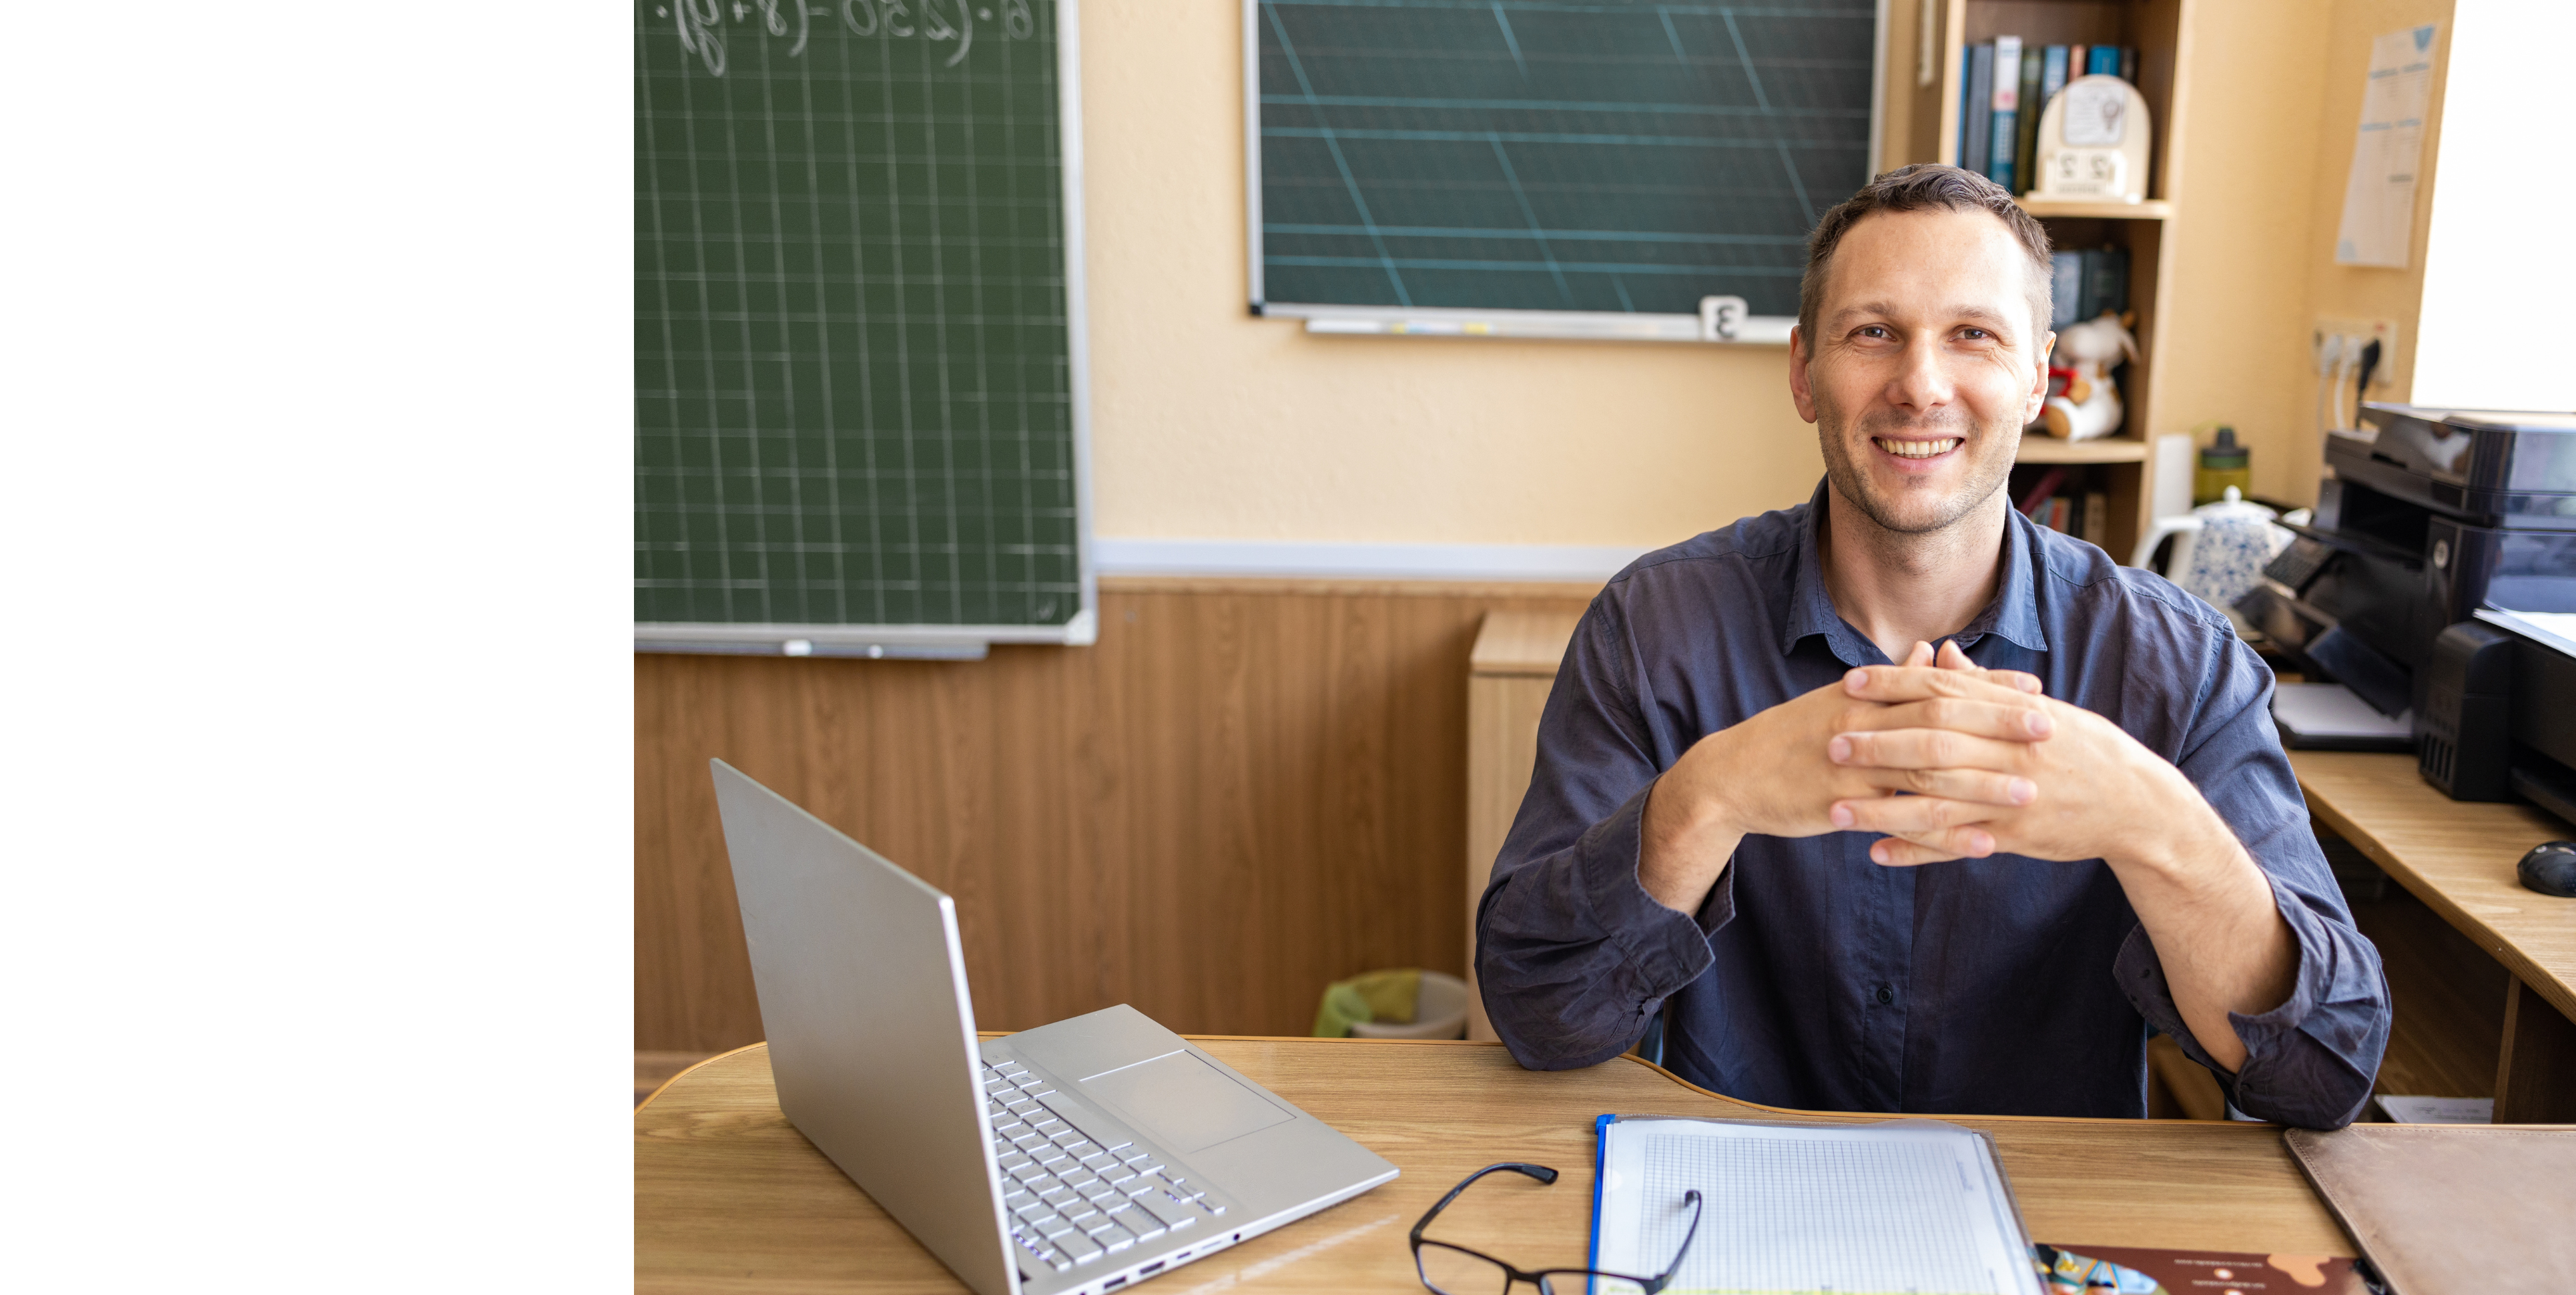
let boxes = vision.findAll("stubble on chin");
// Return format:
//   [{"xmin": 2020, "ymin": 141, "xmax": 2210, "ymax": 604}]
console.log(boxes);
[{"xmin": 1816, "ymin": 400, "xmax": 2017, "ymax": 537}]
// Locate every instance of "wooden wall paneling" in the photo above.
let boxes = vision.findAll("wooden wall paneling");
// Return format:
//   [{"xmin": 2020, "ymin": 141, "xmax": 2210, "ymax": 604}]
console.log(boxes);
[
  {"xmin": 1465, "ymin": 611, "xmax": 1588, "ymax": 1043},
  {"xmin": 636, "ymin": 582, "xmax": 1593, "ymax": 1054}
]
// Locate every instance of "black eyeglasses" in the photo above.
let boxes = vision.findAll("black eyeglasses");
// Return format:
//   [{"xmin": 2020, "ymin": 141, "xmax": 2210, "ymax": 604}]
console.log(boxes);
[{"xmin": 1410, "ymin": 1163, "xmax": 1704, "ymax": 1295}]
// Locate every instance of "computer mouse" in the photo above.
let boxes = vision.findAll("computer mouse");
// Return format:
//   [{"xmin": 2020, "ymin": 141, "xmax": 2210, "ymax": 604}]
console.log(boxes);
[{"xmin": 2521, "ymin": 842, "xmax": 2576, "ymax": 898}]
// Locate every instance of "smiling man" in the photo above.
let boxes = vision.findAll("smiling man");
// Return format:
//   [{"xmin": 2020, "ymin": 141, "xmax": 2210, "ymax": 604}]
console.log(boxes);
[{"xmin": 1474, "ymin": 166, "xmax": 2389, "ymax": 1127}]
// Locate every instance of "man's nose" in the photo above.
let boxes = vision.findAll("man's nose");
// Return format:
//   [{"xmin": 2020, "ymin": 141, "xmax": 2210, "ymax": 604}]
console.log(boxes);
[{"xmin": 1886, "ymin": 337, "xmax": 1955, "ymax": 412}]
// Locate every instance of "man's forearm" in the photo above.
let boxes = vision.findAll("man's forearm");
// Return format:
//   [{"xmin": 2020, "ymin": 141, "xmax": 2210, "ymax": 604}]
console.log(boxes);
[
  {"xmin": 1638, "ymin": 768, "xmax": 1743, "ymax": 915},
  {"xmin": 2104, "ymin": 770, "xmax": 2300, "ymax": 1074}
]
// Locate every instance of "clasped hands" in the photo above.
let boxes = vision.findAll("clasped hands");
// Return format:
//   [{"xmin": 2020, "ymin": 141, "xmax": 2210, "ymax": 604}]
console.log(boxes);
[{"xmin": 1652, "ymin": 639, "xmax": 2192, "ymax": 872}]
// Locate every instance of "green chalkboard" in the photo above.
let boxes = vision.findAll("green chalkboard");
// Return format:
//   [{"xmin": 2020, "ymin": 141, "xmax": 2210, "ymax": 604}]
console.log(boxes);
[
  {"xmin": 635, "ymin": 0, "xmax": 1092, "ymax": 649},
  {"xmin": 1251, "ymin": 0, "xmax": 1877, "ymax": 321}
]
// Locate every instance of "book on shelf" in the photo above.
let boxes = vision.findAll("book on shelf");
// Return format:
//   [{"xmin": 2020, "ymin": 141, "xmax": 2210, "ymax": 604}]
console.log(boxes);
[
  {"xmin": 2014, "ymin": 471, "xmax": 2108, "ymax": 548},
  {"xmin": 2048, "ymin": 246, "xmax": 2131, "ymax": 326},
  {"xmin": 1956, "ymin": 41, "xmax": 2140, "ymax": 190},
  {"xmin": 2016, "ymin": 468, "xmax": 2069, "ymax": 517},
  {"xmin": 1989, "ymin": 35, "xmax": 2022, "ymax": 192},
  {"xmin": 2014, "ymin": 45, "xmax": 2044, "ymax": 197},
  {"xmin": 1964, "ymin": 42, "xmax": 1993, "ymax": 177},
  {"xmin": 2041, "ymin": 44, "xmax": 2069, "ymax": 107}
]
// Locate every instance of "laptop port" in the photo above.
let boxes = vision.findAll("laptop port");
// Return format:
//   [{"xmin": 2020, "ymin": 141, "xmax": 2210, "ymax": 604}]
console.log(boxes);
[
  {"xmin": 1139, "ymin": 1263, "xmax": 1165, "ymax": 1276},
  {"xmin": 1103, "ymin": 1278, "xmax": 1126, "ymax": 1290}
]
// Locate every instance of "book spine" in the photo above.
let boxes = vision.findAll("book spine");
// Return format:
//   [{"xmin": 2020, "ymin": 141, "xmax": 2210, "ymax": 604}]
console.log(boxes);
[
  {"xmin": 2041, "ymin": 45, "xmax": 2069, "ymax": 102},
  {"xmin": 1957, "ymin": 44, "xmax": 1973, "ymax": 166},
  {"xmin": 2014, "ymin": 45, "xmax": 2044, "ymax": 195},
  {"xmin": 2089, "ymin": 45, "xmax": 2120, "ymax": 76},
  {"xmin": 2088, "ymin": 246, "xmax": 2130, "ymax": 318},
  {"xmin": 2048, "ymin": 497, "xmax": 2072, "ymax": 533},
  {"xmin": 2081, "ymin": 491, "xmax": 2110, "ymax": 547},
  {"xmin": 2017, "ymin": 467, "xmax": 2067, "ymax": 515},
  {"xmin": 1989, "ymin": 35, "xmax": 2021, "ymax": 190},
  {"xmin": 1965, "ymin": 43, "xmax": 1993, "ymax": 178},
  {"xmin": 2050, "ymin": 252, "xmax": 2081, "ymax": 329},
  {"xmin": 2069, "ymin": 44, "xmax": 2086, "ymax": 83},
  {"xmin": 2120, "ymin": 45, "xmax": 2138, "ymax": 83}
]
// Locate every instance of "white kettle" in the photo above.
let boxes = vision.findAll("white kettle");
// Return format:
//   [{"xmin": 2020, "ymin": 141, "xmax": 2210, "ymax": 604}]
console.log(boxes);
[{"xmin": 2130, "ymin": 487, "xmax": 2297, "ymax": 619}]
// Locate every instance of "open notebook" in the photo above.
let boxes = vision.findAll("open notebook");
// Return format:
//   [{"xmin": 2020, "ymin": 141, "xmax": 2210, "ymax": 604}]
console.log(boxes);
[{"xmin": 1591, "ymin": 1116, "xmax": 2043, "ymax": 1295}]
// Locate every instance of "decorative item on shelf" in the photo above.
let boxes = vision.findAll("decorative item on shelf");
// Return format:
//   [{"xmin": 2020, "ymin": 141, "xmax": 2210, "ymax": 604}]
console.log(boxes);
[
  {"xmin": 2037, "ymin": 312, "xmax": 2138, "ymax": 441},
  {"xmin": 2194, "ymin": 427, "xmax": 2252, "ymax": 505},
  {"xmin": 2130, "ymin": 487, "xmax": 2298, "ymax": 627},
  {"xmin": 2034, "ymin": 73, "xmax": 2153, "ymax": 203}
]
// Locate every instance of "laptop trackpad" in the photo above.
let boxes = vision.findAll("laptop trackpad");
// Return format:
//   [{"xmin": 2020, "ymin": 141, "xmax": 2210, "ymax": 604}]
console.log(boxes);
[{"xmin": 1079, "ymin": 1051, "xmax": 1294, "ymax": 1153}]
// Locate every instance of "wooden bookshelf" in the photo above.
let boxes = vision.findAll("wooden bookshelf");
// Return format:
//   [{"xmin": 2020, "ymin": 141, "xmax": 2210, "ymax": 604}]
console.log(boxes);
[
  {"xmin": 2015, "ymin": 435, "xmax": 2150, "ymax": 464},
  {"xmin": 1881, "ymin": 0, "xmax": 2196, "ymax": 565},
  {"xmin": 2017, "ymin": 196, "xmax": 2174, "ymax": 221}
]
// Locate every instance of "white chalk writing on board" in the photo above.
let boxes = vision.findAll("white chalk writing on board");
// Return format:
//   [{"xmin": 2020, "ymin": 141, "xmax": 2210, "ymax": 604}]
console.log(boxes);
[{"xmin": 657, "ymin": 0, "xmax": 1035, "ymax": 77}]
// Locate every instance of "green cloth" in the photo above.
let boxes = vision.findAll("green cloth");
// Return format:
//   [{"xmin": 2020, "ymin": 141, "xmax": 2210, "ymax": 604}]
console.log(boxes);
[{"xmin": 1311, "ymin": 968, "xmax": 1423, "ymax": 1037}]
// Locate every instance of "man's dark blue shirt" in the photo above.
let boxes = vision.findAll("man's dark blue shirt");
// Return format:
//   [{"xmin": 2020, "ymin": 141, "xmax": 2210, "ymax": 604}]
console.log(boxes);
[{"xmin": 1474, "ymin": 482, "xmax": 2389, "ymax": 1129}]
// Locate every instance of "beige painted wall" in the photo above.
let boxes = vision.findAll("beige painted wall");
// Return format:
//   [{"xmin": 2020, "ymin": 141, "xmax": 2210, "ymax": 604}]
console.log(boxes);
[
  {"xmin": 1077, "ymin": 0, "xmax": 2447, "ymax": 543},
  {"xmin": 2286, "ymin": 0, "xmax": 2458, "ymax": 503},
  {"xmin": 1078, "ymin": 0, "xmax": 1823, "ymax": 548},
  {"xmin": 2150, "ymin": 0, "xmax": 2336, "ymax": 505}
]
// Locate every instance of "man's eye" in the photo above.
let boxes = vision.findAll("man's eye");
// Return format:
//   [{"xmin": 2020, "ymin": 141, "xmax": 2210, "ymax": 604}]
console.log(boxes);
[
  {"xmin": 1958, "ymin": 328, "xmax": 1992, "ymax": 340},
  {"xmin": 1856, "ymin": 326, "xmax": 1891, "ymax": 340}
]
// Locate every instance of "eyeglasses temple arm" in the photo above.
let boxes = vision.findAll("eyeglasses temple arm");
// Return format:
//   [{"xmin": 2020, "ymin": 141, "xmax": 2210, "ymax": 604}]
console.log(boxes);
[
  {"xmin": 1640, "ymin": 1190, "xmax": 1706, "ymax": 1295},
  {"xmin": 1408, "ymin": 1162, "xmax": 1560, "ymax": 1244}
]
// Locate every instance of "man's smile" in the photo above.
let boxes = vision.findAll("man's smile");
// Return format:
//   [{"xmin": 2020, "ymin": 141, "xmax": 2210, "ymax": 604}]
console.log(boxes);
[{"xmin": 1871, "ymin": 435, "xmax": 1963, "ymax": 459}]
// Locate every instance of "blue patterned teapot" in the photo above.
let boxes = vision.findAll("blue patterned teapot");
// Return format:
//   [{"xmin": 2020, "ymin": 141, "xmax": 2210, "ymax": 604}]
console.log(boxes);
[{"xmin": 2129, "ymin": 487, "xmax": 2294, "ymax": 622}]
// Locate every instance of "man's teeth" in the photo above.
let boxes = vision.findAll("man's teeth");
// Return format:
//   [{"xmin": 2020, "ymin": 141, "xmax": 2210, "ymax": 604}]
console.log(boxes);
[{"xmin": 1877, "ymin": 438, "xmax": 1961, "ymax": 459}]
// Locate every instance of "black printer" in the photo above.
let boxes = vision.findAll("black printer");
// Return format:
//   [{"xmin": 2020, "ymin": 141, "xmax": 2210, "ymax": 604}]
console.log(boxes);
[{"xmin": 2239, "ymin": 403, "xmax": 2576, "ymax": 816}]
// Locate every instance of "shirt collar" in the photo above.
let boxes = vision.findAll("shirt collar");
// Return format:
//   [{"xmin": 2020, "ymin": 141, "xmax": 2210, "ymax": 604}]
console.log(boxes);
[{"xmin": 1778, "ymin": 478, "xmax": 2051, "ymax": 664}]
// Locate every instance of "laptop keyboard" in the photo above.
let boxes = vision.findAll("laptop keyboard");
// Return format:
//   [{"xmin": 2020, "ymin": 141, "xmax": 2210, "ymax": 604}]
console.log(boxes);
[{"xmin": 982, "ymin": 1059, "xmax": 1229, "ymax": 1276}]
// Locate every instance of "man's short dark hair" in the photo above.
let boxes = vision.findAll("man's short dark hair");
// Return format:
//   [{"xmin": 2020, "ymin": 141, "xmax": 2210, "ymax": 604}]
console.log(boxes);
[{"xmin": 1797, "ymin": 164, "xmax": 2055, "ymax": 357}]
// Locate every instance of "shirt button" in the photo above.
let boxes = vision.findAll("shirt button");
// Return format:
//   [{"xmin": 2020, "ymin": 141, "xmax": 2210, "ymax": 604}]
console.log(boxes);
[{"xmin": 1875, "ymin": 985, "xmax": 1895, "ymax": 1005}]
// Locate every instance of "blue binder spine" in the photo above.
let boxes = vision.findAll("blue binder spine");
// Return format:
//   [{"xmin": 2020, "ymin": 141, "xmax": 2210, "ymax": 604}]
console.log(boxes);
[{"xmin": 1589, "ymin": 1113, "xmax": 1620, "ymax": 1274}]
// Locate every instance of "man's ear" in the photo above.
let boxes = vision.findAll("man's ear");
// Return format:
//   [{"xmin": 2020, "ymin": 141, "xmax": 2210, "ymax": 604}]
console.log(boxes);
[
  {"xmin": 1788, "ymin": 327, "xmax": 1820, "ymax": 423},
  {"xmin": 2024, "ymin": 330, "xmax": 2056, "ymax": 422}
]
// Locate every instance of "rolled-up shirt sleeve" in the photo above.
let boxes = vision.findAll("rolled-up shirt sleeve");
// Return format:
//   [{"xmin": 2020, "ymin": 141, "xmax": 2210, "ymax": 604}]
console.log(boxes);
[
  {"xmin": 1475, "ymin": 594, "xmax": 1726, "ymax": 1071},
  {"xmin": 2114, "ymin": 629, "xmax": 2391, "ymax": 1129}
]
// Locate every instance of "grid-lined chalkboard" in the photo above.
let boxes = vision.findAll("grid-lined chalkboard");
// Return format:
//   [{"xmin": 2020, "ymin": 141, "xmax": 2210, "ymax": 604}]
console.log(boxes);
[
  {"xmin": 1251, "ymin": 0, "xmax": 1876, "ymax": 320},
  {"xmin": 635, "ymin": 0, "xmax": 1088, "ymax": 642}
]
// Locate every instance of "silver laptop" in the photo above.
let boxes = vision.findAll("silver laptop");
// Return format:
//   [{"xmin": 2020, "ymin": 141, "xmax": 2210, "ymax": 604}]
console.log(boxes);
[{"xmin": 710, "ymin": 760, "xmax": 1399, "ymax": 1295}]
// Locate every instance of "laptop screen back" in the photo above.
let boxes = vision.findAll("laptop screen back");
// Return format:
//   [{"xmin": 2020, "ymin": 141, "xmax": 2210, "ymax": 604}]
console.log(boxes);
[{"xmin": 709, "ymin": 759, "xmax": 1020, "ymax": 1295}]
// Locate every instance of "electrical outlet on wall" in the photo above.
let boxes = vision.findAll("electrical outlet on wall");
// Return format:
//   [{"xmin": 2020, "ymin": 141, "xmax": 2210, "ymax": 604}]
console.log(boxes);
[{"xmin": 2314, "ymin": 316, "xmax": 2400, "ymax": 389}]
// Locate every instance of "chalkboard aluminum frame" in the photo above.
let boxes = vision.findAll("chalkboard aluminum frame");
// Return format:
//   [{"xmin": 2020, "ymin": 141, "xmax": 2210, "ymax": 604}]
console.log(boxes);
[
  {"xmin": 1241, "ymin": 0, "xmax": 1889, "ymax": 346},
  {"xmin": 637, "ymin": 0, "xmax": 1098, "ymax": 658}
]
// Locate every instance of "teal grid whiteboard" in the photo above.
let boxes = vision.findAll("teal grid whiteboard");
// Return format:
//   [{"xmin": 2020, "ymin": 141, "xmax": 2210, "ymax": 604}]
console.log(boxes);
[{"xmin": 1248, "ymin": 0, "xmax": 1878, "ymax": 325}]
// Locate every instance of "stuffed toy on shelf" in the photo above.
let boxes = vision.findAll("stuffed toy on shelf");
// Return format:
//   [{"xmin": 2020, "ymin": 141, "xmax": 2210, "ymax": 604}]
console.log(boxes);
[{"xmin": 2037, "ymin": 311, "xmax": 2139, "ymax": 441}]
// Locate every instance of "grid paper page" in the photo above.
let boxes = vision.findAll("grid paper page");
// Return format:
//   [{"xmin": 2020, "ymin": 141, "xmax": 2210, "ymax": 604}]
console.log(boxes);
[
  {"xmin": 1598, "ymin": 1119, "xmax": 2037, "ymax": 1295},
  {"xmin": 633, "ymin": 0, "xmax": 1080, "ymax": 629},
  {"xmin": 1255, "ymin": 0, "xmax": 1876, "ymax": 318}
]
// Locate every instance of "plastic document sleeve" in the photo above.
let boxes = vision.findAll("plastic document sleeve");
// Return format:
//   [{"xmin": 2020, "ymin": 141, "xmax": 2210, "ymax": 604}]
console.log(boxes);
[{"xmin": 1590, "ymin": 1114, "xmax": 2043, "ymax": 1295}]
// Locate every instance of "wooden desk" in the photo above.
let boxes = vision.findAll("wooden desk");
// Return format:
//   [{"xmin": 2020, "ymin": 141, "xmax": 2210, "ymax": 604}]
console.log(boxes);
[
  {"xmin": 637, "ymin": 1039, "xmax": 2349, "ymax": 1292},
  {"xmin": 2288, "ymin": 751, "xmax": 2576, "ymax": 1123}
]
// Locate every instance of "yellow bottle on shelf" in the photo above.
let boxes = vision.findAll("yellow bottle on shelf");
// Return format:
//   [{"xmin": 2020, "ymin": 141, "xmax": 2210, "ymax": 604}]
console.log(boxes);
[{"xmin": 2194, "ymin": 427, "xmax": 2251, "ymax": 506}]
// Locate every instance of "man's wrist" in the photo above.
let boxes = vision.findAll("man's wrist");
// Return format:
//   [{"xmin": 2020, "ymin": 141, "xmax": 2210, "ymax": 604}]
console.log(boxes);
[
  {"xmin": 2106, "ymin": 761, "xmax": 2241, "ymax": 888},
  {"xmin": 1661, "ymin": 730, "xmax": 1744, "ymax": 842}
]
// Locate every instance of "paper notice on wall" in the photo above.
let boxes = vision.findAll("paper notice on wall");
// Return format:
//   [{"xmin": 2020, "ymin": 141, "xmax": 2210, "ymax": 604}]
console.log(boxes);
[{"xmin": 2335, "ymin": 24, "xmax": 2440, "ymax": 268}]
